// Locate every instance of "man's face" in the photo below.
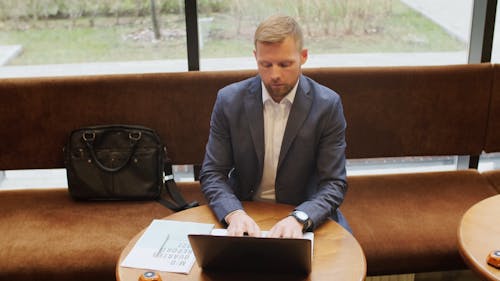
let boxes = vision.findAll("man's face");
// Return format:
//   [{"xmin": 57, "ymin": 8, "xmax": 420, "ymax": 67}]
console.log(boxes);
[{"xmin": 254, "ymin": 36, "xmax": 308, "ymax": 103}]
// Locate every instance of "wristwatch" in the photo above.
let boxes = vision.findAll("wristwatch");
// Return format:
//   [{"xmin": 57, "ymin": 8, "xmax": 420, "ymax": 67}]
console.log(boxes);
[{"xmin": 290, "ymin": 210, "xmax": 312, "ymax": 232}]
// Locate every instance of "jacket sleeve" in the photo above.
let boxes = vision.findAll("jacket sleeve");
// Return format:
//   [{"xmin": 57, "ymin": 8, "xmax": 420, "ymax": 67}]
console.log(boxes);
[
  {"xmin": 296, "ymin": 94, "xmax": 348, "ymax": 229},
  {"xmin": 199, "ymin": 91, "xmax": 244, "ymax": 223}
]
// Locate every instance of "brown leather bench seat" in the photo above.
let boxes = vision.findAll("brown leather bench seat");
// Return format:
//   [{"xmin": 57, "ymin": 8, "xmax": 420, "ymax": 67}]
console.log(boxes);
[
  {"xmin": 1, "ymin": 64, "xmax": 500, "ymax": 280},
  {"xmin": 0, "ymin": 182, "xmax": 206, "ymax": 281},
  {"xmin": 343, "ymin": 170, "xmax": 497, "ymax": 275}
]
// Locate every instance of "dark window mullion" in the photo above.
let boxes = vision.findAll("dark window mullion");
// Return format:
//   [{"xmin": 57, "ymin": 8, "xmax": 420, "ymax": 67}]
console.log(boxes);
[
  {"xmin": 481, "ymin": 0, "xmax": 497, "ymax": 63},
  {"xmin": 185, "ymin": 0, "xmax": 199, "ymax": 71}
]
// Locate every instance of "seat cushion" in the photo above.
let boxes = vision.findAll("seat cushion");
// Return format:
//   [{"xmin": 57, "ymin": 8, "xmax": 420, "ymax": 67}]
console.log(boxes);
[
  {"xmin": 341, "ymin": 170, "xmax": 498, "ymax": 276},
  {"xmin": 0, "ymin": 182, "xmax": 205, "ymax": 281}
]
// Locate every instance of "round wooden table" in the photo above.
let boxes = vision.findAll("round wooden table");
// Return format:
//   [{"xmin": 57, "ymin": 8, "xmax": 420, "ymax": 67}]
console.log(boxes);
[
  {"xmin": 116, "ymin": 201, "xmax": 366, "ymax": 281},
  {"xmin": 458, "ymin": 194, "xmax": 500, "ymax": 281}
]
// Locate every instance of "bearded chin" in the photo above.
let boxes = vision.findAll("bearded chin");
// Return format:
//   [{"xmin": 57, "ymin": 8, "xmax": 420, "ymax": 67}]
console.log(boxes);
[{"xmin": 266, "ymin": 84, "xmax": 292, "ymax": 98}]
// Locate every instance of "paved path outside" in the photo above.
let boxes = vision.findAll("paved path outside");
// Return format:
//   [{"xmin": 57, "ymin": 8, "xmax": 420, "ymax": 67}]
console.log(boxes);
[
  {"xmin": 403, "ymin": 0, "xmax": 500, "ymax": 61},
  {"xmin": 0, "ymin": 45, "xmax": 22, "ymax": 66},
  {"xmin": 401, "ymin": 0, "xmax": 473, "ymax": 42}
]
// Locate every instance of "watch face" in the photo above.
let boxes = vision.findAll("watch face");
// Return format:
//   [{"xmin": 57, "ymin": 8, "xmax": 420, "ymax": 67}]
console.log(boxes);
[{"xmin": 294, "ymin": 211, "xmax": 308, "ymax": 221}]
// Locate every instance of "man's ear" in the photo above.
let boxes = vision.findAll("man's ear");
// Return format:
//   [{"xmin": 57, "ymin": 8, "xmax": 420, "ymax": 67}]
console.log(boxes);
[{"xmin": 300, "ymin": 49, "xmax": 308, "ymax": 65}]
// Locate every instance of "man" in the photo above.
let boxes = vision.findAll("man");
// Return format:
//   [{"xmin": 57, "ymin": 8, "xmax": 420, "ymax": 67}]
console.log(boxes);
[{"xmin": 200, "ymin": 15, "xmax": 349, "ymax": 238}]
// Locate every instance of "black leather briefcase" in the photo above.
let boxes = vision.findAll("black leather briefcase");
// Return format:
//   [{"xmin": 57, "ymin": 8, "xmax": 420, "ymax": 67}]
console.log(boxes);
[{"xmin": 64, "ymin": 124, "xmax": 198, "ymax": 211}]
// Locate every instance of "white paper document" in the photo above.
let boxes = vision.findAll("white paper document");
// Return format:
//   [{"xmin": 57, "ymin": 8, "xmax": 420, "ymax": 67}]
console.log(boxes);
[{"xmin": 120, "ymin": 220, "xmax": 214, "ymax": 274}]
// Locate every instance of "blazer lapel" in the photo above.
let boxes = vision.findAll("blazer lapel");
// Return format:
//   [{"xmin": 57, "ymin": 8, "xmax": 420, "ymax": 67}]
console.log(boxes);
[
  {"xmin": 278, "ymin": 75, "xmax": 312, "ymax": 170},
  {"xmin": 244, "ymin": 77, "xmax": 265, "ymax": 172}
]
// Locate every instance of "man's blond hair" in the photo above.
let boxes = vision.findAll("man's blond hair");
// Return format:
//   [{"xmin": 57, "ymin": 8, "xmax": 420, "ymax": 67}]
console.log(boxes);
[{"xmin": 254, "ymin": 15, "xmax": 304, "ymax": 51}]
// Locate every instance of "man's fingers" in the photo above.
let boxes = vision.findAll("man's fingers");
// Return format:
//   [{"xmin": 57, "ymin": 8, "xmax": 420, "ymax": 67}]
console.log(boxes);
[
  {"xmin": 226, "ymin": 212, "xmax": 260, "ymax": 237},
  {"xmin": 245, "ymin": 222, "xmax": 261, "ymax": 237},
  {"xmin": 268, "ymin": 216, "xmax": 304, "ymax": 238}
]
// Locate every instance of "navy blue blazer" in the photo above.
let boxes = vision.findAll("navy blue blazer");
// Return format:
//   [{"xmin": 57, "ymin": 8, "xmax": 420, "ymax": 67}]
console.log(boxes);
[{"xmin": 200, "ymin": 74, "xmax": 350, "ymax": 231}]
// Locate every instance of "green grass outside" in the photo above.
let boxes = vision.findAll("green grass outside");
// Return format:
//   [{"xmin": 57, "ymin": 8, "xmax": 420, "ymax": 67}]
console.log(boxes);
[{"xmin": 1, "ymin": 16, "xmax": 188, "ymax": 65}]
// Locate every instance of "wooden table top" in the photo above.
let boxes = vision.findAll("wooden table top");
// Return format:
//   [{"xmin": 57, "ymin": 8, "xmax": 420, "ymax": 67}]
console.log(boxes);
[
  {"xmin": 458, "ymin": 194, "xmax": 500, "ymax": 281},
  {"xmin": 116, "ymin": 201, "xmax": 366, "ymax": 281}
]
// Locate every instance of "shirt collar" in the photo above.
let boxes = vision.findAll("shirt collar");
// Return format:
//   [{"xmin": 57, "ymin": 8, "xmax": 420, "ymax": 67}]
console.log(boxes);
[{"xmin": 261, "ymin": 79, "xmax": 299, "ymax": 105}]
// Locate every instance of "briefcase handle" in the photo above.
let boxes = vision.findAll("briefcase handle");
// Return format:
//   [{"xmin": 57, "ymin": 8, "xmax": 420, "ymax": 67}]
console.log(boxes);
[{"xmin": 82, "ymin": 131, "xmax": 141, "ymax": 173}]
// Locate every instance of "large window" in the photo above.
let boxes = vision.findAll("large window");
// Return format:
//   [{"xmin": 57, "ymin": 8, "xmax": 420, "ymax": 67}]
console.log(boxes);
[{"xmin": 0, "ymin": 0, "xmax": 475, "ymax": 77}]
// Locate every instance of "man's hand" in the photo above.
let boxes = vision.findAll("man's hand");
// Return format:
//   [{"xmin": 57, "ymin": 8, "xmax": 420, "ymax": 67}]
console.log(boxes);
[
  {"xmin": 267, "ymin": 215, "xmax": 303, "ymax": 238},
  {"xmin": 225, "ymin": 210, "xmax": 261, "ymax": 237}
]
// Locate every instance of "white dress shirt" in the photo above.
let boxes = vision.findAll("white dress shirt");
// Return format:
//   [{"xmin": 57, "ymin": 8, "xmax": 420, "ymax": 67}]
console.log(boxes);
[{"xmin": 255, "ymin": 81, "xmax": 298, "ymax": 202}]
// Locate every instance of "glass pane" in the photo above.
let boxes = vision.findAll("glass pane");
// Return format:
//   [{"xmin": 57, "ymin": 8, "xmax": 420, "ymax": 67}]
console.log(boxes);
[
  {"xmin": 0, "ymin": 165, "xmax": 195, "ymax": 190},
  {"xmin": 0, "ymin": 0, "xmax": 187, "ymax": 77},
  {"xmin": 198, "ymin": 0, "xmax": 472, "ymax": 70},
  {"xmin": 0, "ymin": 169, "xmax": 67, "ymax": 189},
  {"xmin": 347, "ymin": 156, "xmax": 459, "ymax": 176},
  {"xmin": 478, "ymin": 152, "xmax": 500, "ymax": 172}
]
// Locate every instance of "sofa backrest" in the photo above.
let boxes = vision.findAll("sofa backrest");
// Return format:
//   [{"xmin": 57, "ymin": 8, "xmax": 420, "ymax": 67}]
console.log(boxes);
[
  {"xmin": 306, "ymin": 64, "xmax": 493, "ymax": 158},
  {"xmin": 0, "ymin": 64, "xmax": 493, "ymax": 170}
]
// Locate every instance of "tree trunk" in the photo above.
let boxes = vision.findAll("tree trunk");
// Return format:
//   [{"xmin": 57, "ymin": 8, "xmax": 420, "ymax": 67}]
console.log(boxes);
[{"xmin": 150, "ymin": 0, "xmax": 161, "ymax": 40}]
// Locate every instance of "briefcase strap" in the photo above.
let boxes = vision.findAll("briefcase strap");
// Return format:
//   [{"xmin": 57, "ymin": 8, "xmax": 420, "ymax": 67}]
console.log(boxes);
[
  {"xmin": 157, "ymin": 178, "xmax": 199, "ymax": 212},
  {"xmin": 156, "ymin": 147, "xmax": 199, "ymax": 212},
  {"xmin": 157, "ymin": 159, "xmax": 199, "ymax": 211}
]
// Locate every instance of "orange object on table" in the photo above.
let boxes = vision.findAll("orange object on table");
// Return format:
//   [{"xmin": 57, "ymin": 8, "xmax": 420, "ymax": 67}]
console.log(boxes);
[{"xmin": 487, "ymin": 251, "xmax": 500, "ymax": 269}]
